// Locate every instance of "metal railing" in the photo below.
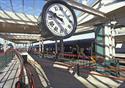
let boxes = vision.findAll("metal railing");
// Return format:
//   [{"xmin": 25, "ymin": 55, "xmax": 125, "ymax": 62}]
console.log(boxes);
[{"xmin": 0, "ymin": 49, "xmax": 15, "ymax": 71}]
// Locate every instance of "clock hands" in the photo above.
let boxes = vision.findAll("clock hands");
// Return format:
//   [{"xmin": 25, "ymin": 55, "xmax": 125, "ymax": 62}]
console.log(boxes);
[
  {"xmin": 48, "ymin": 11, "xmax": 68, "ymax": 35},
  {"xmin": 57, "ymin": 5, "xmax": 73, "ymax": 26},
  {"xmin": 54, "ymin": 14, "xmax": 64, "ymax": 23},
  {"xmin": 40, "ymin": 0, "xmax": 77, "ymax": 38},
  {"xmin": 48, "ymin": 11, "xmax": 64, "ymax": 23}
]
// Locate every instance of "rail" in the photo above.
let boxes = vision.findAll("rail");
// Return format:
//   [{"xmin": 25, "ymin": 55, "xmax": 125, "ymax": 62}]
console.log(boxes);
[
  {"xmin": 0, "ymin": 49, "xmax": 21, "ymax": 88},
  {"xmin": 0, "ymin": 58, "xmax": 17, "ymax": 88},
  {"xmin": 76, "ymin": 61, "xmax": 125, "ymax": 81},
  {"xmin": 15, "ymin": 50, "xmax": 36, "ymax": 88},
  {"xmin": 32, "ymin": 51, "xmax": 125, "ymax": 81}
]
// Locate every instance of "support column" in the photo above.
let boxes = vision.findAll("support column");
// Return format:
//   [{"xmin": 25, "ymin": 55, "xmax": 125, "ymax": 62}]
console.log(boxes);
[
  {"xmin": 39, "ymin": 40, "xmax": 42, "ymax": 53},
  {"xmin": 27, "ymin": 42, "xmax": 30, "ymax": 52},
  {"xmin": 31, "ymin": 43, "xmax": 33, "ymax": 53},
  {"xmin": 31, "ymin": 43, "xmax": 33, "ymax": 47},
  {"xmin": 13, "ymin": 43, "xmax": 16, "ymax": 49},
  {"xmin": 24, "ymin": 43, "xmax": 27, "ymax": 51},
  {"xmin": 104, "ymin": 24, "xmax": 117, "ymax": 76},
  {"xmin": 95, "ymin": 24, "xmax": 105, "ymax": 59},
  {"xmin": 55, "ymin": 40, "xmax": 58, "ymax": 60},
  {"xmin": 29, "ymin": 42, "xmax": 31, "ymax": 49},
  {"xmin": 60, "ymin": 39, "xmax": 64, "ymax": 58},
  {"xmin": 95, "ymin": 24, "xmax": 117, "ymax": 75},
  {"xmin": 104, "ymin": 25, "xmax": 115, "ymax": 60},
  {"xmin": 3, "ymin": 39, "xmax": 7, "ymax": 52},
  {"xmin": 95, "ymin": 24, "xmax": 115, "ymax": 60},
  {"xmin": 41, "ymin": 39, "xmax": 44, "ymax": 58},
  {"xmin": 16, "ymin": 44, "xmax": 18, "ymax": 50}
]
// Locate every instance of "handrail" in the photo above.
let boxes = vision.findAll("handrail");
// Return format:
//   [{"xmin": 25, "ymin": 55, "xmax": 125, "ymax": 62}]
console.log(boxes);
[
  {"xmin": 81, "ymin": 71, "xmax": 125, "ymax": 81},
  {"xmin": 14, "ymin": 50, "xmax": 36, "ymax": 88},
  {"xmin": 25, "ymin": 66, "xmax": 36, "ymax": 88},
  {"xmin": 14, "ymin": 49, "xmax": 24, "ymax": 88}
]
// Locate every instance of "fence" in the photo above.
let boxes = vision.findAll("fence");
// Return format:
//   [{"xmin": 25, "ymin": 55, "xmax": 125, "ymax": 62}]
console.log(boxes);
[{"xmin": 0, "ymin": 49, "xmax": 15, "ymax": 71}]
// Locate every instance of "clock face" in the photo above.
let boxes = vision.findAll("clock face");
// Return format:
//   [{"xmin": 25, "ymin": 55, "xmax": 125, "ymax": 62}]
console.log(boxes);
[{"xmin": 45, "ymin": 3, "xmax": 75, "ymax": 37}]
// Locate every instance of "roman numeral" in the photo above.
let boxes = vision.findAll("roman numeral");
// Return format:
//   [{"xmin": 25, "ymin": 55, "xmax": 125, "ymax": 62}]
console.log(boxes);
[
  {"xmin": 59, "ymin": 6, "xmax": 63, "ymax": 11},
  {"xmin": 48, "ymin": 16, "xmax": 52, "ymax": 20},
  {"xmin": 49, "ymin": 21, "xmax": 54, "ymax": 27},
  {"xmin": 54, "ymin": 7, "xmax": 58, "ymax": 11},
  {"xmin": 64, "ymin": 28, "xmax": 68, "ymax": 34},
  {"xmin": 54, "ymin": 26, "xmax": 58, "ymax": 31},
  {"xmin": 68, "ymin": 25, "xmax": 71, "ymax": 29}
]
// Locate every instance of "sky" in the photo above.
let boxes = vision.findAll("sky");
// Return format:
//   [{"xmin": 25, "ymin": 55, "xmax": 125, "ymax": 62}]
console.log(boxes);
[
  {"xmin": 0, "ymin": 0, "xmax": 45, "ymax": 16},
  {"xmin": 0, "ymin": 0, "xmax": 96, "ymax": 16}
]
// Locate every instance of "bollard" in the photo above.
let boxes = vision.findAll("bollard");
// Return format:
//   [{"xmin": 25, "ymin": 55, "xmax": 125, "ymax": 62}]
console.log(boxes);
[
  {"xmin": 77, "ymin": 64, "xmax": 80, "ymax": 76},
  {"xmin": 55, "ymin": 53, "xmax": 58, "ymax": 61}
]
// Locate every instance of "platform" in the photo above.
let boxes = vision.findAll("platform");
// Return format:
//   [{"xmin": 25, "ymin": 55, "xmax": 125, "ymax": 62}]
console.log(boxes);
[{"xmin": 0, "ymin": 55, "xmax": 21, "ymax": 88}]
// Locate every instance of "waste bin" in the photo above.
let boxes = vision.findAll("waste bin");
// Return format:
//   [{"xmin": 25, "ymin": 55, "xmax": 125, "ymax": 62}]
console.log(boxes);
[{"xmin": 22, "ymin": 55, "xmax": 27, "ymax": 63}]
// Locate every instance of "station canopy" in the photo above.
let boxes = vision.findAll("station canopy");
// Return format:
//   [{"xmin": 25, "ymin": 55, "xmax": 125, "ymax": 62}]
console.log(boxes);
[{"xmin": 0, "ymin": 0, "xmax": 125, "ymax": 43}]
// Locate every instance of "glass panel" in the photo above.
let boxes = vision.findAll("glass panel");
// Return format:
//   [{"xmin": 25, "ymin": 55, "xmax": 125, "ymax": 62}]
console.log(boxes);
[
  {"xmin": 0, "ymin": 0, "xmax": 45, "ymax": 16},
  {"xmin": 34, "ymin": 0, "xmax": 45, "ymax": 16},
  {"xmin": 24, "ymin": 0, "xmax": 34, "ymax": 15},
  {"xmin": 0, "ymin": 0, "xmax": 12, "ymax": 11},
  {"xmin": 87, "ymin": 0, "xmax": 97, "ymax": 6},
  {"xmin": 12, "ymin": 0, "xmax": 22, "ymax": 13}
]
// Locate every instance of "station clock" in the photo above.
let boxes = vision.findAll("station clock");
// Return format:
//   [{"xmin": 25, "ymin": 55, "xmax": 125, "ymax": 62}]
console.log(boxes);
[{"xmin": 38, "ymin": 0, "xmax": 77, "ymax": 39}]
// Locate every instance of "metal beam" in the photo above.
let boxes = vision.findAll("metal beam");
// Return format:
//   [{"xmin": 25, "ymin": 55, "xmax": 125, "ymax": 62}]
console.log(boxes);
[
  {"xmin": 0, "ymin": 22, "xmax": 39, "ymax": 34},
  {"xmin": 10, "ymin": 39, "xmax": 37, "ymax": 41},
  {"xmin": 13, "ymin": 41, "xmax": 33, "ymax": 44},
  {"xmin": 0, "ymin": 33, "xmax": 41, "ymax": 41},
  {"xmin": 22, "ymin": 0, "xmax": 24, "ymax": 13},
  {"xmin": 10, "ymin": 0, "xmax": 14, "ymax": 12},
  {"xmin": 77, "ymin": 0, "xmax": 101, "ymax": 18},
  {"xmin": 67, "ymin": 0, "xmax": 106, "ymax": 18},
  {"xmin": 0, "ymin": 17, "xmax": 37, "ymax": 24},
  {"xmin": 33, "ymin": 0, "xmax": 35, "ymax": 16},
  {"xmin": 79, "ymin": 6, "xmax": 125, "ymax": 27},
  {"xmin": 32, "ymin": 0, "xmax": 38, "ymax": 20}
]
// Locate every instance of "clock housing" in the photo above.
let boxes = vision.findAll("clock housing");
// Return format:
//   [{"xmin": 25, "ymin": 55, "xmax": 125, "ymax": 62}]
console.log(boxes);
[{"xmin": 38, "ymin": 0, "xmax": 77, "ymax": 39}]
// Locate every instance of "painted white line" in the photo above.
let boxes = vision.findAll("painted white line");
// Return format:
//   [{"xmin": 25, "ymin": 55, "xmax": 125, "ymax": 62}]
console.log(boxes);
[
  {"xmin": 53, "ymin": 64, "xmax": 68, "ymax": 69},
  {"xmin": 74, "ymin": 73, "xmax": 96, "ymax": 88}
]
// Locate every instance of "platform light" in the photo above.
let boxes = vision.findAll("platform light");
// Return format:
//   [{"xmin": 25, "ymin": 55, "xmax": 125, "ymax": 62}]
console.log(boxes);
[
  {"xmin": 111, "ymin": 21, "xmax": 117, "ymax": 25},
  {"xmin": 116, "ymin": 43, "xmax": 122, "ymax": 48}
]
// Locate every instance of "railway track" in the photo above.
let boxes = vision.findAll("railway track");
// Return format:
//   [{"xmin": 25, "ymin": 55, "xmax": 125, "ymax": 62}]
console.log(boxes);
[
  {"xmin": 24, "ymin": 62, "xmax": 43, "ymax": 88},
  {"xmin": 0, "ymin": 59, "xmax": 20, "ymax": 88}
]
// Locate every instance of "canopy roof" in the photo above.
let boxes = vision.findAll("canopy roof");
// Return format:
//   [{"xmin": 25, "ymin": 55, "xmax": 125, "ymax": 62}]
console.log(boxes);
[{"xmin": 0, "ymin": 0, "xmax": 125, "ymax": 43}]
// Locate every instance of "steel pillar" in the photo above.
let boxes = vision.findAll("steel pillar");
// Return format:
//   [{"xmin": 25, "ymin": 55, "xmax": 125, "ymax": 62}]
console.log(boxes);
[
  {"xmin": 95, "ymin": 23, "xmax": 118, "ymax": 75},
  {"xmin": 42, "ymin": 41, "xmax": 44, "ymax": 53},
  {"xmin": 41, "ymin": 39, "xmax": 44, "ymax": 58},
  {"xmin": 55, "ymin": 40, "xmax": 58, "ymax": 60},
  {"xmin": 27, "ymin": 42, "xmax": 30, "ymax": 52},
  {"xmin": 95, "ymin": 25, "xmax": 105, "ymax": 59},
  {"xmin": 3, "ymin": 39, "xmax": 7, "ymax": 52},
  {"xmin": 39, "ymin": 40, "xmax": 41, "ymax": 53},
  {"xmin": 104, "ymin": 25, "xmax": 115, "ymax": 60},
  {"xmin": 95, "ymin": 24, "xmax": 115, "ymax": 60},
  {"xmin": 13, "ymin": 43, "xmax": 16, "ymax": 49},
  {"xmin": 60, "ymin": 39, "xmax": 64, "ymax": 58}
]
